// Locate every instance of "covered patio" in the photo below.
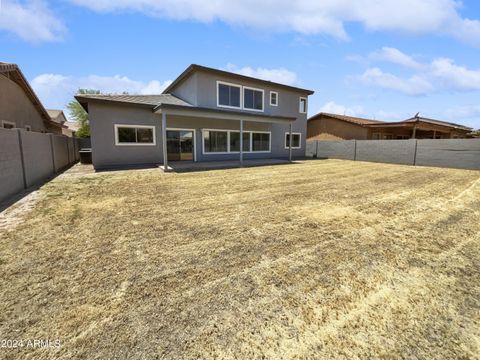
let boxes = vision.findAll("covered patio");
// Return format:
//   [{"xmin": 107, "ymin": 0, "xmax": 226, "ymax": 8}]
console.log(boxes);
[
  {"xmin": 154, "ymin": 103, "xmax": 298, "ymax": 172},
  {"xmin": 364, "ymin": 116, "xmax": 472, "ymax": 140}
]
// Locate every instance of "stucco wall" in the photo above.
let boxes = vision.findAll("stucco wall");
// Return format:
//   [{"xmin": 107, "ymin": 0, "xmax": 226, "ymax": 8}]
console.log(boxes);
[
  {"xmin": 169, "ymin": 69, "xmax": 309, "ymax": 158},
  {"xmin": 89, "ymin": 102, "xmax": 163, "ymax": 169},
  {"xmin": 0, "ymin": 128, "xmax": 24, "ymax": 202},
  {"xmin": 21, "ymin": 130, "xmax": 55, "ymax": 187},
  {"xmin": 307, "ymin": 117, "xmax": 369, "ymax": 140},
  {"xmin": 88, "ymin": 101, "xmax": 307, "ymax": 168},
  {"xmin": 0, "ymin": 74, "xmax": 46, "ymax": 132}
]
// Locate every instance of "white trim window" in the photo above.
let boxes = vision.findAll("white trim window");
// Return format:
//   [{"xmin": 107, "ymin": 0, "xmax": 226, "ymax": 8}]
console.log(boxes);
[
  {"xmin": 270, "ymin": 91, "xmax": 278, "ymax": 106},
  {"xmin": 243, "ymin": 86, "xmax": 264, "ymax": 112},
  {"xmin": 285, "ymin": 132, "xmax": 301, "ymax": 149},
  {"xmin": 2, "ymin": 120, "xmax": 16, "ymax": 129},
  {"xmin": 217, "ymin": 81, "xmax": 242, "ymax": 109},
  {"xmin": 299, "ymin": 97, "xmax": 307, "ymax": 114},
  {"xmin": 25, "ymin": 125, "xmax": 32, "ymax": 131},
  {"xmin": 202, "ymin": 129, "xmax": 271, "ymax": 154},
  {"xmin": 114, "ymin": 124, "xmax": 156, "ymax": 146}
]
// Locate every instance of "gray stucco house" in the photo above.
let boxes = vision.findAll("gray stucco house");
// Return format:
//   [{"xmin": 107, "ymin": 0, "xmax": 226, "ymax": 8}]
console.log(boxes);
[{"xmin": 76, "ymin": 64, "xmax": 314, "ymax": 170}]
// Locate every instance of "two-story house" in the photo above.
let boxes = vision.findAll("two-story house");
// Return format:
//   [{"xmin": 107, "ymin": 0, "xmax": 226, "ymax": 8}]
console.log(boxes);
[{"xmin": 76, "ymin": 64, "xmax": 314, "ymax": 170}]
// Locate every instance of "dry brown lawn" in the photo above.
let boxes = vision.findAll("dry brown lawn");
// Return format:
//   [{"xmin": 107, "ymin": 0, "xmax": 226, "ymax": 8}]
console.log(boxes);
[{"xmin": 1, "ymin": 160, "xmax": 480, "ymax": 359}]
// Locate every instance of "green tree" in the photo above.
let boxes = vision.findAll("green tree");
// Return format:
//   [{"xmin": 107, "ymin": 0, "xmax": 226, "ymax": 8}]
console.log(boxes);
[{"xmin": 67, "ymin": 89, "xmax": 100, "ymax": 138}]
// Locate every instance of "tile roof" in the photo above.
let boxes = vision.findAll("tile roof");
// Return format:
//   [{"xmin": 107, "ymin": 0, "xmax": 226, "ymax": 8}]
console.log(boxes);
[
  {"xmin": 75, "ymin": 94, "xmax": 191, "ymax": 108},
  {"xmin": 312, "ymin": 112, "xmax": 385, "ymax": 125}
]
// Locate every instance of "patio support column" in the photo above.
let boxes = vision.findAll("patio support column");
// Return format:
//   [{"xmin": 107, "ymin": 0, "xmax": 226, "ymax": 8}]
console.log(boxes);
[
  {"xmin": 433, "ymin": 130, "xmax": 437, "ymax": 139},
  {"xmin": 162, "ymin": 112, "xmax": 168, "ymax": 170},
  {"xmin": 239, "ymin": 119, "xmax": 244, "ymax": 167},
  {"xmin": 289, "ymin": 123, "xmax": 293, "ymax": 162},
  {"xmin": 412, "ymin": 125, "xmax": 417, "ymax": 139}
]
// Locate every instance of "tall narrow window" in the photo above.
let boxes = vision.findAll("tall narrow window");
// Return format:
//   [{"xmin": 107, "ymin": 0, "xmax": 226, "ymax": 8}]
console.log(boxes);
[
  {"xmin": 115, "ymin": 125, "xmax": 155, "ymax": 145},
  {"xmin": 244, "ymin": 87, "xmax": 264, "ymax": 111},
  {"xmin": 270, "ymin": 91, "xmax": 278, "ymax": 106},
  {"xmin": 218, "ymin": 82, "xmax": 241, "ymax": 108},
  {"xmin": 285, "ymin": 133, "xmax": 301, "ymax": 149},
  {"xmin": 299, "ymin": 97, "xmax": 307, "ymax": 113}
]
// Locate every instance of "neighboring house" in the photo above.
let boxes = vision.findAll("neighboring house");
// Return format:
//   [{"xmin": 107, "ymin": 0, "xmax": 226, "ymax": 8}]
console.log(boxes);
[
  {"xmin": 0, "ymin": 62, "xmax": 64, "ymax": 134},
  {"xmin": 64, "ymin": 121, "xmax": 80, "ymax": 137},
  {"xmin": 47, "ymin": 109, "xmax": 75, "ymax": 137},
  {"xmin": 308, "ymin": 113, "xmax": 472, "ymax": 140},
  {"xmin": 76, "ymin": 64, "xmax": 314, "ymax": 170}
]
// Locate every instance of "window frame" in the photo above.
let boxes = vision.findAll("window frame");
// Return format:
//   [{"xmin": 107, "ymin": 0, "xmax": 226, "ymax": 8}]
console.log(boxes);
[
  {"xmin": 243, "ymin": 86, "xmax": 264, "ymax": 112},
  {"xmin": 269, "ymin": 91, "xmax": 279, "ymax": 107},
  {"xmin": 217, "ymin": 81, "xmax": 242, "ymax": 110},
  {"xmin": 2, "ymin": 120, "xmax": 16, "ymax": 129},
  {"xmin": 299, "ymin": 97, "xmax": 307, "ymax": 114},
  {"xmin": 284, "ymin": 132, "xmax": 302, "ymax": 149},
  {"xmin": 114, "ymin": 124, "xmax": 156, "ymax": 146},
  {"xmin": 202, "ymin": 129, "xmax": 271, "ymax": 154}
]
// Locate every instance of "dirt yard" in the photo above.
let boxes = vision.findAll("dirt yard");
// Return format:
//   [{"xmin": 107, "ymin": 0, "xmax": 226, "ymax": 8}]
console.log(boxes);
[{"xmin": 1, "ymin": 160, "xmax": 479, "ymax": 359}]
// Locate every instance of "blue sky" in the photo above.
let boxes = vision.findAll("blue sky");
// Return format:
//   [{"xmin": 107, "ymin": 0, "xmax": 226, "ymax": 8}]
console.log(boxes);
[{"xmin": 1, "ymin": 0, "xmax": 480, "ymax": 129}]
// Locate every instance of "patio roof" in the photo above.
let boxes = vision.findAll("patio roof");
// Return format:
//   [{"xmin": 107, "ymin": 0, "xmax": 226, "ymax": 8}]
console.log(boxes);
[{"xmin": 155, "ymin": 103, "xmax": 296, "ymax": 124}]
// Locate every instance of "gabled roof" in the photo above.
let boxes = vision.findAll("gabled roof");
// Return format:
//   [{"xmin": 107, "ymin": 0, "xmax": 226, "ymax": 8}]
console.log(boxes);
[
  {"xmin": 47, "ymin": 109, "xmax": 68, "ymax": 125},
  {"xmin": 0, "ymin": 62, "xmax": 51, "ymax": 124},
  {"xmin": 163, "ymin": 64, "xmax": 315, "ymax": 95},
  {"xmin": 309, "ymin": 112, "xmax": 384, "ymax": 125},
  {"xmin": 75, "ymin": 94, "xmax": 191, "ymax": 111}
]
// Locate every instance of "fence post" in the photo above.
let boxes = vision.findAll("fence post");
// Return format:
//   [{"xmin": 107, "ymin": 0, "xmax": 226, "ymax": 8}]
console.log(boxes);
[
  {"xmin": 413, "ymin": 139, "xmax": 418, "ymax": 166},
  {"xmin": 315, "ymin": 140, "xmax": 319, "ymax": 158},
  {"xmin": 65, "ymin": 136, "xmax": 71, "ymax": 165},
  {"xmin": 16, "ymin": 129, "xmax": 27, "ymax": 189},
  {"xmin": 49, "ymin": 134, "xmax": 56, "ymax": 173},
  {"xmin": 353, "ymin": 140, "xmax": 357, "ymax": 161}
]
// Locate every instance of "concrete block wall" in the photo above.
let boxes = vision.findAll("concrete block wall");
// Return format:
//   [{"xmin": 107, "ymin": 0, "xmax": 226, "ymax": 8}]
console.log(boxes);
[
  {"xmin": 52, "ymin": 135, "xmax": 70, "ymax": 172},
  {"xmin": 0, "ymin": 129, "xmax": 79, "ymax": 204},
  {"xmin": 306, "ymin": 139, "xmax": 480, "ymax": 170},
  {"xmin": 21, "ymin": 130, "xmax": 55, "ymax": 187},
  {"xmin": 316, "ymin": 140, "xmax": 356, "ymax": 160},
  {"xmin": 0, "ymin": 129, "xmax": 24, "ymax": 203},
  {"xmin": 415, "ymin": 139, "xmax": 480, "ymax": 170},
  {"xmin": 356, "ymin": 140, "xmax": 416, "ymax": 165}
]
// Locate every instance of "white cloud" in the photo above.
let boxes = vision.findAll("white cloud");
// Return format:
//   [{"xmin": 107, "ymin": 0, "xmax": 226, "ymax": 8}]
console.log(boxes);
[
  {"xmin": 445, "ymin": 105, "xmax": 480, "ymax": 120},
  {"xmin": 359, "ymin": 68, "xmax": 434, "ymax": 96},
  {"xmin": 353, "ymin": 47, "xmax": 480, "ymax": 95},
  {"xmin": 430, "ymin": 58, "xmax": 480, "ymax": 91},
  {"xmin": 319, "ymin": 101, "xmax": 364, "ymax": 117},
  {"xmin": 369, "ymin": 47, "xmax": 424, "ymax": 70},
  {"xmin": 68, "ymin": 0, "xmax": 480, "ymax": 46},
  {"xmin": 0, "ymin": 0, "xmax": 65, "ymax": 43},
  {"xmin": 31, "ymin": 73, "xmax": 172, "ymax": 115},
  {"xmin": 224, "ymin": 64, "xmax": 298, "ymax": 86}
]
